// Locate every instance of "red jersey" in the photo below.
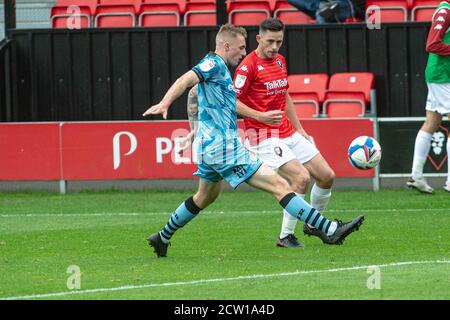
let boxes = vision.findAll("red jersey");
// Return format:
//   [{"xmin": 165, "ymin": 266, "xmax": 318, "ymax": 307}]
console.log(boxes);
[
  {"xmin": 425, "ymin": 2, "xmax": 450, "ymax": 56},
  {"xmin": 234, "ymin": 51, "xmax": 295, "ymax": 145}
]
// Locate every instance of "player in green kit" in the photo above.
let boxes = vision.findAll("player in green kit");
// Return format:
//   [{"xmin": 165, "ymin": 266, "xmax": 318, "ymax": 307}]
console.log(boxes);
[{"xmin": 407, "ymin": 1, "xmax": 450, "ymax": 193}]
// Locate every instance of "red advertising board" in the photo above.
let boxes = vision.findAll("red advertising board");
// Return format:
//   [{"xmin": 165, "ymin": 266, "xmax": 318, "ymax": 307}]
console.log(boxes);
[
  {"xmin": 0, "ymin": 119, "xmax": 375, "ymax": 181},
  {"xmin": 61, "ymin": 121, "xmax": 197, "ymax": 180},
  {"xmin": 302, "ymin": 118, "xmax": 376, "ymax": 177},
  {"xmin": 0, "ymin": 123, "xmax": 61, "ymax": 180}
]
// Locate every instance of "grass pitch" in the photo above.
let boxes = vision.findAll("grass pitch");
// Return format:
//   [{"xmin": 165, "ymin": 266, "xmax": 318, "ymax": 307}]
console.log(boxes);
[{"xmin": 0, "ymin": 189, "xmax": 449, "ymax": 300}]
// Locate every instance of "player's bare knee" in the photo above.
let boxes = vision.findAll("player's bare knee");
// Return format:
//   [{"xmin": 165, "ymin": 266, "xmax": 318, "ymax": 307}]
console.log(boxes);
[
  {"xmin": 285, "ymin": 165, "xmax": 310, "ymax": 190},
  {"xmin": 422, "ymin": 119, "xmax": 440, "ymax": 133},
  {"xmin": 291, "ymin": 172, "xmax": 310, "ymax": 193},
  {"xmin": 273, "ymin": 175, "xmax": 292, "ymax": 199},
  {"xmin": 318, "ymin": 169, "xmax": 335, "ymax": 188},
  {"xmin": 301, "ymin": 171, "xmax": 311, "ymax": 186}
]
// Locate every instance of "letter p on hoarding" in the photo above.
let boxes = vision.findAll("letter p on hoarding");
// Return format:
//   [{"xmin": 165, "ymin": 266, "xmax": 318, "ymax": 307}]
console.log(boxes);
[
  {"xmin": 156, "ymin": 137, "xmax": 172, "ymax": 163},
  {"xmin": 113, "ymin": 131, "xmax": 138, "ymax": 170}
]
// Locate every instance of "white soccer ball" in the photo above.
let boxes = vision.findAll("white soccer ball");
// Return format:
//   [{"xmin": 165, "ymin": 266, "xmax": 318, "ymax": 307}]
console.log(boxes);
[{"xmin": 348, "ymin": 136, "xmax": 382, "ymax": 170}]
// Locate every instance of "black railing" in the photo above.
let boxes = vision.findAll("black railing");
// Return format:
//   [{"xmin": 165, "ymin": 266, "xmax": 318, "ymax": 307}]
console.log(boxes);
[
  {"xmin": 0, "ymin": 39, "xmax": 12, "ymax": 122},
  {"xmin": 4, "ymin": 22, "xmax": 431, "ymax": 122},
  {"xmin": 3, "ymin": 0, "xmax": 16, "ymax": 39}
]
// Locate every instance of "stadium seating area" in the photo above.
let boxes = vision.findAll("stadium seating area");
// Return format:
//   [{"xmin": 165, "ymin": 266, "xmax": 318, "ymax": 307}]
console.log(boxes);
[
  {"xmin": 50, "ymin": 0, "xmax": 443, "ymax": 28},
  {"xmin": 366, "ymin": 0, "xmax": 442, "ymax": 22},
  {"xmin": 288, "ymin": 72, "xmax": 376, "ymax": 119},
  {"xmin": 50, "ymin": 0, "xmax": 311, "ymax": 27}
]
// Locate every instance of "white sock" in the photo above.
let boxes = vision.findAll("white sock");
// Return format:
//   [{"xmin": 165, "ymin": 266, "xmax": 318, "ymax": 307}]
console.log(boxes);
[
  {"xmin": 310, "ymin": 183, "xmax": 332, "ymax": 213},
  {"xmin": 280, "ymin": 193, "xmax": 304, "ymax": 239},
  {"xmin": 447, "ymin": 137, "xmax": 450, "ymax": 186},
  {"xmin": 159, "ymin": 232, "xmax": 169, "ymax": 244},
  {"xmin": 327, "ymin": 221, "xmax": 337, "ymax": 236},
  {"xmin": 307, "ymin": 184, "xmax": 332, "ymax": 229},
  {"xmin": 411, "ymin": 130, "xmax": 432, "ymax": 180}
]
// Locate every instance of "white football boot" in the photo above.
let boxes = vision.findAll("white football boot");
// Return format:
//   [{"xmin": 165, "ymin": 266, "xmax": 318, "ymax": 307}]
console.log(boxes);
[
  {"xmin": 406, "ymin": 177, "xmax": 434, "ymax": 194},
  {"xmin": 443, "ymin": 183, "xmax": 450, "ymax": 193}
]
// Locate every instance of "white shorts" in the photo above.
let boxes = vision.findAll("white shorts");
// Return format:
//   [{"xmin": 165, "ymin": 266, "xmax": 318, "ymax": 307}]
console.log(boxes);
[
  {"xmin": 249, "ymin": 132, "xmax": 320, "ymax": 169},
  {"xmin": 425, "ymin": 83, "xmax": 450, "ymax": 115}
]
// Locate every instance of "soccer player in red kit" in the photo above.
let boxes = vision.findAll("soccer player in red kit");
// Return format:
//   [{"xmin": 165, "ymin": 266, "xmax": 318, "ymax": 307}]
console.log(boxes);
[{"xmin": 234, "ymin": 18, "xmax": 336, "ymax": 247}]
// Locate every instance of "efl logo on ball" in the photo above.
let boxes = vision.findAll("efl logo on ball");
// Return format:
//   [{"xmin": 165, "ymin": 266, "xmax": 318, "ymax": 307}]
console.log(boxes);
[{"xmin": 348, "ymin": 136, "xmax": 382, "ymax": 170}]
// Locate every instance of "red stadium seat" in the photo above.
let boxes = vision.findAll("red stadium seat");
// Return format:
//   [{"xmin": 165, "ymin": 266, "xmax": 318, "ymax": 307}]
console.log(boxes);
[
  {"xmin": 51, "ymin": 0, "xmax": 98, "ymax": 28},
  {"xmin": 227, "ymin": 1, "xmax": 271, "ymax": 25},
  {"xmin": 53, "ymin": 0, "xmax": 98, "ymax": 14},
  {"xmin": 154, "ymin": 0, "xmax": 187, "ymax": 13},
  {"xmin": 267, "ymin": 0, "xmax": 278, "ymax": 12},
  {"xmin": 365, "ymin": 0, "xmax": 409, "ymax": 22},
  {"xmin": 139, "ymin": 2, "xmax": 182, "ymax": 27},
  {"xmin": 95, "ymin": 0, "xmax": 142, "ymax": 28},
  {"xmin": 184, "ymin": 1, "xmax": 216, "ymax": 26},
  {"xmin": 288, "ymin": 74, "xmax": 328, "ymax": 101},
  {"xmin": 411, "ymin": 0, "xmax": 441, "ymax": 21},
  {"xmin": 99, "ymin": 0, "xmax": 141, "ymax": 11},
  {"xmin": 290, "ymin": 93, "xmax": 320, "ymax": 118},
  {"xmin": 274, "ymin": 1, "xmax": 315, "ymax": 24},
  {"xmin": 288, "ymin": 74, "xmax": 328, "ymax": 118},
  {"xmin": 345, "ymin": 17, "xmax": 364, "ymax": 22},
  {"xmin": 323, "ymin": 72, "xmax": 375, "ymax": 118}
]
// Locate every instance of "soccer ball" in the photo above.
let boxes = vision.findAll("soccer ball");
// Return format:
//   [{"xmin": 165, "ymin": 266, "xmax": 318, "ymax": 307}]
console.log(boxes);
[{"xmin": 348, "ymin": 136, "xmax": 382, "ymax": 170}]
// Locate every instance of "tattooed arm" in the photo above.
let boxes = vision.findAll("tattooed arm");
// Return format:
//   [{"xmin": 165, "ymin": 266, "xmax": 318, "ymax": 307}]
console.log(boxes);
[
  {"xmin": 179, "ymin": 85, "xmax": 199, "ymax": 155},
  {"xmin": 187, "ymin": 84, "xmax": 199, "ymax": 133}
]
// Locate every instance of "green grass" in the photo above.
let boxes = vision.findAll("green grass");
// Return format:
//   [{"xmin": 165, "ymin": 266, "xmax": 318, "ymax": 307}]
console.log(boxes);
[{"xmin": 0, "ymin": 189, "xmax": 449, "ymax": 300}]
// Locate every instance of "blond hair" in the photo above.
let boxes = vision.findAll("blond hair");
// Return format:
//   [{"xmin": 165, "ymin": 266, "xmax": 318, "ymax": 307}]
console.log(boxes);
[{"xmin": 216, "ymin": 23, "xmax": 247, "ymax": 43}]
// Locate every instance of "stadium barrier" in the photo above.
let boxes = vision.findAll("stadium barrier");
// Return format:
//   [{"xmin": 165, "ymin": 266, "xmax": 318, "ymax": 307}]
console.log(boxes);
[
  {"xmin": 0, "ymin": 119, "xmax": 379, "ymax": 193},
  {"xmin": 378, "ymin": 117, "xmax": 449, "ymax": 179}
]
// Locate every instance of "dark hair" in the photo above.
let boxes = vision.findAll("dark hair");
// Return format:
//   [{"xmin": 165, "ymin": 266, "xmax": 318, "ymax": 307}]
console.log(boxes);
[{"xmin": 259, "ymin": 18, "xmax": 284, "ymax": 34}]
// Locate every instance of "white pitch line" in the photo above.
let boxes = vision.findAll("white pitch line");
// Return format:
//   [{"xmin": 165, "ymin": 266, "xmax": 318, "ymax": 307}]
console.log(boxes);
[
  {"xmin": 0, "ymin": 208, "xmax": 449, "ymax": 218},
  {"xmin": 2, "ymin": 260, "xmax": 450, "ymax": 300}
]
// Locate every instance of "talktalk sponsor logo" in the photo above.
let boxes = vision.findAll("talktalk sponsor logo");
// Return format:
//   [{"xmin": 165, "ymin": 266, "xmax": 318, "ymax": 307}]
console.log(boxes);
[{"xmin": 264, "ymin": 78, "xmax": 288, "ymax": 90}]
